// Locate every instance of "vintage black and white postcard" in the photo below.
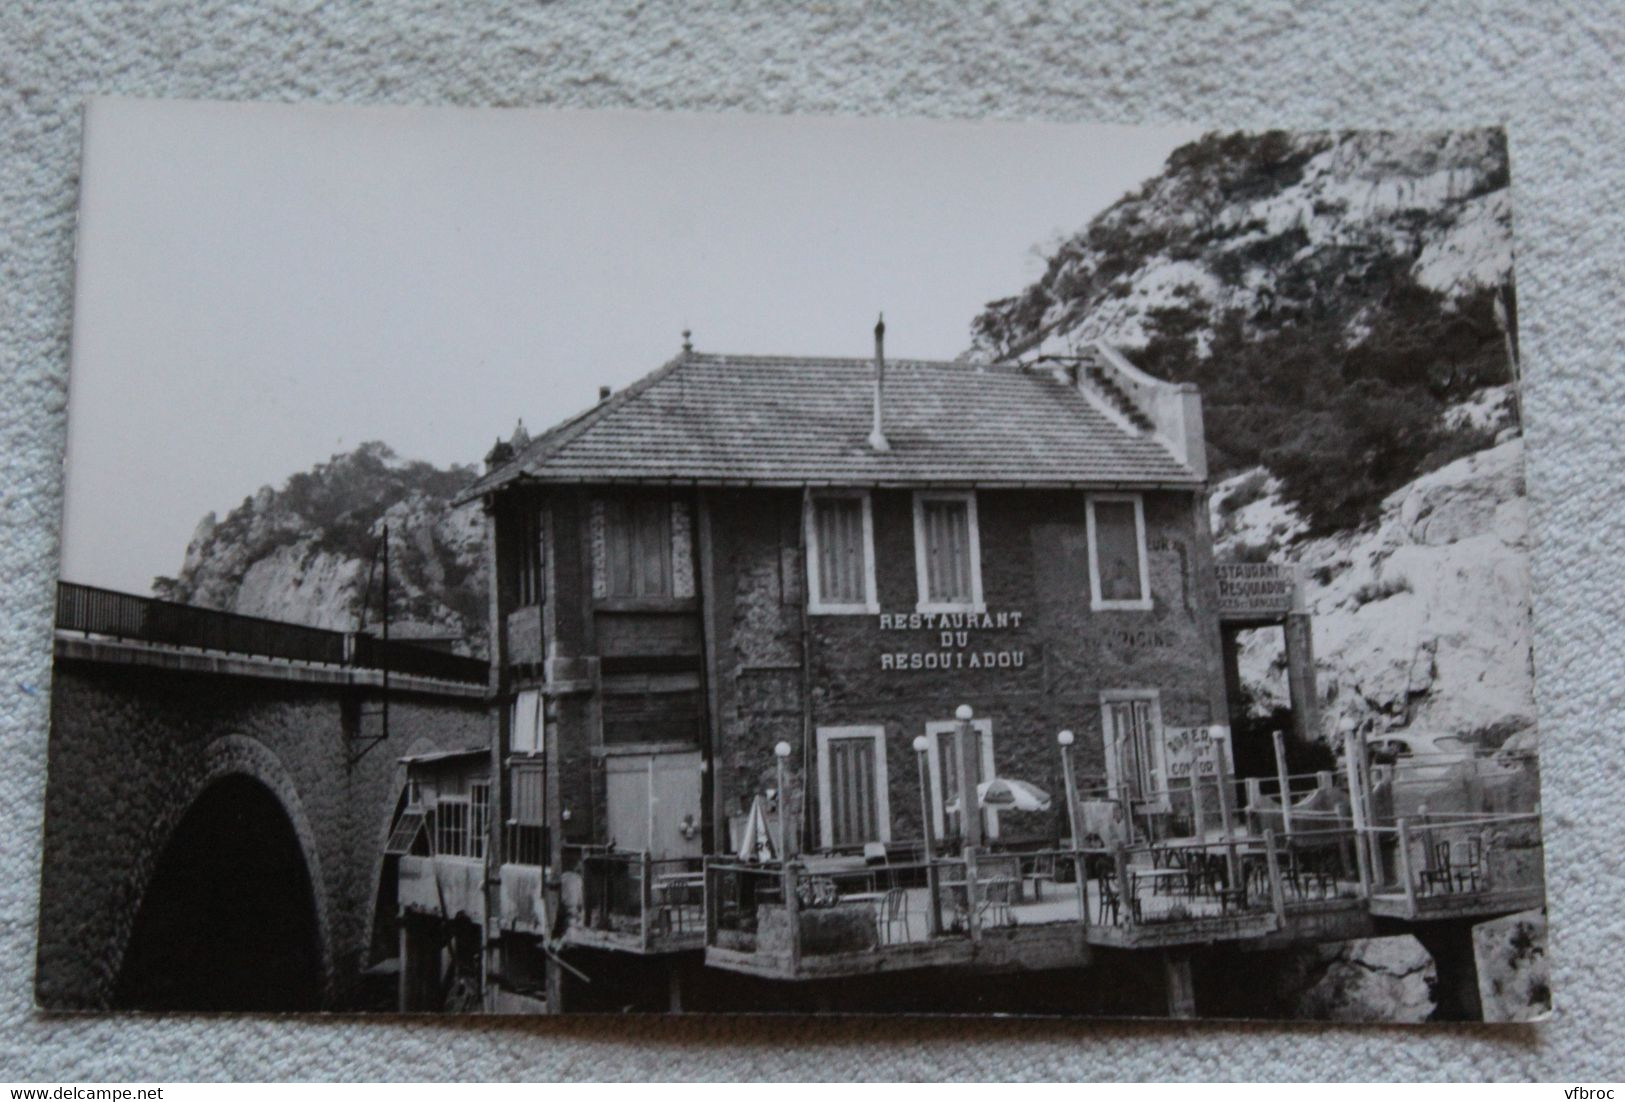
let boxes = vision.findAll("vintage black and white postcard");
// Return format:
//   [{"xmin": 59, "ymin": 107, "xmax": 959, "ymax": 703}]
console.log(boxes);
[{"xmin": 38, "ymin": 100, "xmax": 1546, "ymax": 1021}]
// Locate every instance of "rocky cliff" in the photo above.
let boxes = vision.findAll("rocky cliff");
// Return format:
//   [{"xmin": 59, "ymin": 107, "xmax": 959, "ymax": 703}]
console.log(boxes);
[
  {"xmin": 153, "ymin": 442, "xmax": 488, "ymax": 654},
  {"xmin": 972, "ymin": 129, "xmax": 1535, "ymax": 1020}
]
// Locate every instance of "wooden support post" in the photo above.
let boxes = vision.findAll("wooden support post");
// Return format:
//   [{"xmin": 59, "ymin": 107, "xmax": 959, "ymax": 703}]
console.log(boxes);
[
  {"xmin": 964, "ymin": 846, "xmax": 982, "ymax": 942},
  {"xmin": 1059, "ymin": 732, "xmax": 1089, "ymax": 932},
  {"xmin": 1190, "ymin": 766, "xmax": 1208, "ymax": 839},
  {"xmin": 1272, "ymin": 729, "xmax": 1294, "ymax": 838},
  {"xmin": 1342, "ymin": 728, "xmax": 1373, "ymax": 899},
  {"xmin": 783, "ymin": 862, "xmax": 802, "ymax": 974},
  {"xmin": 1398, "ymin": 818, "xmax": 1419, "ymax": 915},
  {"xmin": 1418, "ymin": 805, "xmax": 1435, "ymax": 879},
  {"xmin": 1212, "ymin": 731, "xmax": 1240, "ymax": 890},
  {"xmin": 667, "ymin": 963, "xmax": 684, "ymax": 1013},
  {"xmin": 1244, "ymin": 777, "xmax": 1263, "ymax": 826},
  {"xmin": 703, "ymin": 860, "xmax": 718, "ymax": 947},
  {"xmin": 1163, "ymin": 951, "xmax": 1197, "ymax": 1019},
  {"xmin": 1263, "ymin": 828, "xmax": 1286, "ymax": 923},
  {"xmin": 1114, "ymin": 846, "xmax": 1134, "ymax": 927},
  {"xmin": 639, "ymin": 850, "xmax": 653, "ymax": 952}
]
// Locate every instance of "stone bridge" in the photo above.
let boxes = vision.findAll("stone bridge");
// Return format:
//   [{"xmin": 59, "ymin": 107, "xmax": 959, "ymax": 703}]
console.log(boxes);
[{"xmin": 34, "ymin": 588, "xmax": 490, "ymax": 1011}]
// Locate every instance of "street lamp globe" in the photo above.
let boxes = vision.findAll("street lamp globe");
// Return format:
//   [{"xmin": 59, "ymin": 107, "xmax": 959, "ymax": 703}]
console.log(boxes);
[
  {"xmin": 912, "ymin": 735, "xmax": 929, "ymax": 753},
  {"xmin": 954, "ymin": 704, "xmax": 973, "ymax": 721},
  {"xmin": 774, "ymin": 741, "xmax": 792, "ymax": 759},
  {"xmin": 1057, "ymin": 729, "xmax": 1075, "ymax": 747}
]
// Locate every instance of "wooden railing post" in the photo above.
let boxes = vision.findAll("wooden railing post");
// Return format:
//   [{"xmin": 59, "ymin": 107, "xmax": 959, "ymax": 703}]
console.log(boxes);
[
  {"xmin": 1263, "ymin": 828, "xmax": 1286, "ymax": 924},
  {"xmin": 1272, "ymin": 730, "xmax": 1294, "ymax": 838},
  {"xmin": 963, "ymin": 846, "xmax": 982, "ymax": 942},
  {"xmin": 1074, "ymin": 849, "xmax": 1090, "ymax": 932},
  {"xmin": 703, "ymin": 859, "xmax": 718, "ymax": 947},
  {"xmin": 1342, "ymin": 728, "xmax": 1373, "ymax": 899},
  {"xmin": 1114, "ymin": 846, "xmax": 1134, "ymax": 927},
  {"xmin": 1397, "ymin": 818, "xmax": 1419, "ymax": 914},
  {"xmin": 639, "ymin": 850, "xmax": 654, "ymax": 951},
  {"xmin": 782, "ymin": 862, "xmax": 802, "ymax": 973}
]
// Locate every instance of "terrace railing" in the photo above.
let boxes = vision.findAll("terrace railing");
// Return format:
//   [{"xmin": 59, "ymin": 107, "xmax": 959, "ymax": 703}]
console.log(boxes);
[
  {"xmin": 56, "ymin": 580, "xmax": 487, "ymax": 684},
  {"xmin": 567, "ymin": 847, "xmax": 706, "ymax": 950}
]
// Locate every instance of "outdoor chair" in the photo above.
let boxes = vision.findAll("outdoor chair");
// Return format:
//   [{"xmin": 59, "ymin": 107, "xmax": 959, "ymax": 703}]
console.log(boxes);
[
  {"xmin": 1451, "ymin": 837, "xmax": 1484, "ymax": 893},
  {"xmin": 878, "ymin": 886, "xmax": 910, "ymax": 945},
  {"xmin": 1419, "ymin": 839, "xmax": 1455, "ymax": 895},
  {"xmin": 1097, "ymin": 874, "xmax": 1140, "ymax": 925},
  {"xmin": 1023, "ymin": 852, "xmax": 1058, "ymax": 901},
  {"xmin": 978, "ymin": 877, "xmax": 1017, "ymax": 928}
]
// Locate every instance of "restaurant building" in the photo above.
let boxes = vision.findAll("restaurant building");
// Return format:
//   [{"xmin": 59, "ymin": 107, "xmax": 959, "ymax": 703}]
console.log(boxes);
[{"xmin": 438, "ymin": 320, "xmax": 1264, "ymax": 1009}]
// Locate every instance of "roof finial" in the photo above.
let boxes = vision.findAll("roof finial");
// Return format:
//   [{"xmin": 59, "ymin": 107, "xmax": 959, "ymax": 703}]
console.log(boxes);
[
  {"xmin": 869, "ymin": 312, "xmax": 890, "ymax": 452},
  {"xmin": 682, "ymin": 328, "xmax": 693, "ymax": 353}
]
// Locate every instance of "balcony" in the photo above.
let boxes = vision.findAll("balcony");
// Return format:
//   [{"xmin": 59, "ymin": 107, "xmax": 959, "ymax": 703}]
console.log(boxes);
[{"xmin": 558, "ymin": 847, "xmax": 707, "ymax": 955}]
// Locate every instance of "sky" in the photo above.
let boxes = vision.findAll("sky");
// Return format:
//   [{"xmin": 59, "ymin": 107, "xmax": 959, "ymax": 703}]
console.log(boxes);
[{"xmin": 61, "ymin": 98, "xmax": 1199, "ymax": 593}]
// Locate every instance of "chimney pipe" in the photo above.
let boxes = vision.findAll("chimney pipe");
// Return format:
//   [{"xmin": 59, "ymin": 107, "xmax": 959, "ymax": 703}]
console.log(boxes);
[
  {"xmin": 598, "ymin": 385, "xmax": 611, "ymax": 402},
  {"xmin": 869, "ymin": 313, "xmax": 890, "ymax": 452}
]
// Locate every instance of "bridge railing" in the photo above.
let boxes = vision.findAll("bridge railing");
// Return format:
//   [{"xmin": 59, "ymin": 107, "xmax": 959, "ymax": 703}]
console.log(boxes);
[{"xmin": 56, "ymin": 580, "xmax": 488, "ymax": 684}]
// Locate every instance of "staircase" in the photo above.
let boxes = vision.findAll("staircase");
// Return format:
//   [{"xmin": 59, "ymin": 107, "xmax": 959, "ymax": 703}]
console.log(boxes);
[{"xmin": 1083, "ymin": 363, "xmax": 1155, "ymax": 432}]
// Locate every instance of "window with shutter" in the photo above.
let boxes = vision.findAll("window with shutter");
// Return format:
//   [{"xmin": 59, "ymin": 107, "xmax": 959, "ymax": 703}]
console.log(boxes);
[
  {"xmin": 815, "ymin": 726, "xmax": 891, "ymax": 849},
  {"xmin": 1087, "ymin": 494, "xmax": 1151, "ymax": 609},
  {"xmin": 603, "ymin": 496, "xmax": 673, "ymax": 599},
  {"xmin": 806, "ymin": 493, "xmax": 877, "ymax": 614},
  {"xmin": 911, "ymin": 491, "xmax": 984, "ymax": 612}
]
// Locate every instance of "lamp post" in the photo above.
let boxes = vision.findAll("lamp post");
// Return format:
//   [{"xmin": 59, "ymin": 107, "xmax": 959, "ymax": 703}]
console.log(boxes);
[
  {"xmin": 1057, "ymin": 730, "xmax": 1080, "ymax": 851},
  {"xmin": 774, "ymin": 740, "xmax": 793, "ymax": 862},
  {"xmin": 954, "ymin": 704, "xmax": 982, "ymax": 850},
  {"xmin": 914, "ymin": 734, "xmax": 940, "ymax": 936}
]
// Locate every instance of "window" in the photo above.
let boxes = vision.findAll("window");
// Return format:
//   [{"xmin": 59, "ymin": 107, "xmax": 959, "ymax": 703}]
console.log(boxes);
[
  {"xmin": 436, "ymin": 798, "xmax": 471, "ymax": 857},
  {"xmin": 512, "ymin": 503, "xmax": 543, "ymax": 607},
  {"xmin": 806, "ymin": 492, "xmax": 878, "ymax": 614},
  {"xmin": 384, "ymin": 809, "xmax": 427, "ymax": 856},
  {"xmin": 816, "ymin": 726, "xmax": 891, "ymax": 849},
  {"xmin": 912, "ymin": 491, "xmax": 984, "ymax": 613},
  {"xmin": 511, "ymin": 689, "xmax": 544, "ymax": 756},
  {"xmin": 924, "ymin": 718, "xmax": 999, "ymax": 840},
  {"xmin": 1087, "ymin": 494, "xmax": 1151, "ymax": 610},
  {"xmin": 602, "ymin": 496, "xmax": 673, "ymax": 599},
  {"xmin": 470, "ymin": 783, "xmax": 490, "ymax": 860},
  {"xmin": 406, "ymin": 777, "xmax": 423, "ymax": 810},
  {"xmin": 1101, "ymin": 691, "xmax": 1166, "ymax": 810}
]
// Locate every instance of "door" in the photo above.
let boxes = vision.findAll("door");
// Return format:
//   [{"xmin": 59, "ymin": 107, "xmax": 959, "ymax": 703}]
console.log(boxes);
[
  {"xmin": 605, "ymin": 751, "xmax": 704, "ymax": 859},
  {"xmin": 925, "ymin": 719, "xmax": 999, "ymax": 841}
]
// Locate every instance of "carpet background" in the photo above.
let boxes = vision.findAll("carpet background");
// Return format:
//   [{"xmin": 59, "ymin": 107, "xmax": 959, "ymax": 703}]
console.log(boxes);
[{"xmin": 2, "ymin": 0, "xmax": 1620, "ymax": 1082}]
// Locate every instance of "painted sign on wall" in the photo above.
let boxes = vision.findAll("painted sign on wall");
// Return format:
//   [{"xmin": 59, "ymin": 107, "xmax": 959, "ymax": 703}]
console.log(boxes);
[
  {"xmin": 877, "ymin": 609, "xmax": 1027, "ymax": 671},
  {"xmin": 1163, "ymin": 724, "xmax": 1233, "ymax": 781},
  {"xmin": 1215, "ymin": 562, "xmax": 1297, "ymax": 620}
]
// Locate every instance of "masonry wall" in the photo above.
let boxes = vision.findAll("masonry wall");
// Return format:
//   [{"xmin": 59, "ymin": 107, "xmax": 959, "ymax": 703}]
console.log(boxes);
[
  {"xmin": 704, "ymin": 486, "xmax": 1230, "ymax": 850},
  {"xmin": 35, "ymin": 657, "xmax": 486, "ymax": 1009}
]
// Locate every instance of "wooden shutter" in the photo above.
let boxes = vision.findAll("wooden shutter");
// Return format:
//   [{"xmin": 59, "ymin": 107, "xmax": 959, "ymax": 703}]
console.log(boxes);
[
  {"xmin": 923, "ymin": 499, "xmax": 972, "ymax": 603},
  {"xmin": 815, "ymin": 497, "xmax": 865, "ymax": 605},
  {"xmin": 828, "ymin": 736, "xmax": 880, "ymax": 847},
  {"xmin": 604, "ymin": 497, "xmax": 674, "ymax": 598}
]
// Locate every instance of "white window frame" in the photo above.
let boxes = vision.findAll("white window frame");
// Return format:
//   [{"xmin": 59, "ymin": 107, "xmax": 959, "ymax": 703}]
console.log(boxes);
[
  {"xmin": 815, "ymin": 725, "xmax": 892, "ymax": 850},
  {"xmin": 911, "ymin": 490, "xmax": 985, "ymax": 614},
  {"xmin": 805, "ymin": 491, "xmax": 880, "ymax": 615},
  {"xmin": 1086, "ymin": 492, "xmax": 1153, "ymax": 611},
  {"xmin": 923, "ymin": 718, "xmax": 999, "ymax": 840},
  {"xmin": 1100, "ymin": 689, "xmax": 1168, "ymax": 812}
]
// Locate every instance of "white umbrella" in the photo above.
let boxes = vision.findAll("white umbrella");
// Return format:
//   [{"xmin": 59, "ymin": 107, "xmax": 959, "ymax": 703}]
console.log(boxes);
[{"xmin": 946, "ymin": 777, "xmax": 1052, "ymax": 813}]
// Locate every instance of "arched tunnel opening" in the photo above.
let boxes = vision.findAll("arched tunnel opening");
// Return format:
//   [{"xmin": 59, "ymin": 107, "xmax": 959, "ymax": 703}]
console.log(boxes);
[{"xmin": 114, "ymin": 774, "xmax": 323, "ymax": 1011}]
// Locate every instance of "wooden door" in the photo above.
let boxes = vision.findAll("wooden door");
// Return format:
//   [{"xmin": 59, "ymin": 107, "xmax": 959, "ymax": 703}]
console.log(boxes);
[{"xmin": 605, "ymin": 751, "xmax": 704, "ymax": 859}]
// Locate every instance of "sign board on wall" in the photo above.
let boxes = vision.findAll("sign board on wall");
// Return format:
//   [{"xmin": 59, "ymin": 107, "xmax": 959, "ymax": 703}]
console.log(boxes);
[
  {"xmin": 1163, "ymin": 725, "xmax": 1233, "ymax": 781},
  {"xmin": 877, "ymin": 609, "xmax": 1027, "ymax": 671},
  {"xmin": 1215, "ymin": 562, "xmax": 1297, "ymax": 621}
]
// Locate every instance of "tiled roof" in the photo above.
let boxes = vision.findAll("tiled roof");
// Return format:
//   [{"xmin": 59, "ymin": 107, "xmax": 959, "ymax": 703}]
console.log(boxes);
[{"xmin": 459, "ymin": 351, "xmax": 1200, "ymax": 501}]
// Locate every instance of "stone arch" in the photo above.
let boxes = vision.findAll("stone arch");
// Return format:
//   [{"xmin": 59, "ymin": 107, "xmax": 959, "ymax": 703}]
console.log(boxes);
[{"xmin": 110, "ymin": 734, "xmax": 335, "ymax": 1009}]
